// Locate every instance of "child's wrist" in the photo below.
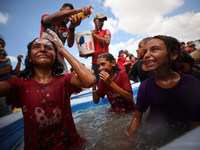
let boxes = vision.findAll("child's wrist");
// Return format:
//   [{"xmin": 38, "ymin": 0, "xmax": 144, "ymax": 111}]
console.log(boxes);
[{"xmin": 92, "ymin": 89, "xmax": 97, "ymax": 93}]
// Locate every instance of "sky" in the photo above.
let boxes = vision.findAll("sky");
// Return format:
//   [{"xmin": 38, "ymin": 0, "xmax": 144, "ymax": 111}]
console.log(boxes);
[{"xmin": 0, "ymin": 0, "xmax": 200, "ymax": 70}]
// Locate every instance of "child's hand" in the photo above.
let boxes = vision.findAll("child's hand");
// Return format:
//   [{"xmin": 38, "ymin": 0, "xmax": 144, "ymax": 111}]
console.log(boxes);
[
  {"xmin": 79, "ymin": 51, "xmax": 86, "ymax": 57},
  {"xmin": 46, "ymin": 28, "xmax": 64, "ymax": 51},
  {"xmin": 99, "ymin": 70, "xmax": 112, "ymax": 85},
  {"xmin": 91, "ymin": 30, "xmax": 97, "ymax": 36},
  {"xmin": 17, "ymin": 55, "xmax": 23, "ymax": 62},
  {"xmin": 69, "ymin": 15, "xmax": 81, "ymax": 28},
  {"xmin": 123, "ymin": 62, "xmax": 132, "ymax": 70},
  {"xmin": 0, "ymin": 58, "xmax": 9, "ymax": 64}
]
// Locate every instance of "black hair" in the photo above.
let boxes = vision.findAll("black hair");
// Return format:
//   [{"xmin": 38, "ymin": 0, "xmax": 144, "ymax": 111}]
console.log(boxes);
[
  {"xmin": 18, "ymin": 38, "xmax": 64, "ymax": 79},
  {"xmin": 180, "ymin": 42, "xmax": 185, "ymax": 45},
  {"xmin": 118, "ymin": 50, "xmax": 124, "ymax": 57},
  {"xmin": 62, "ymin": 3, "xmax": 74, "ymax": 9},
  {"xmin": 180, "ymin": 49, "xmax": 194, "ymax": 70},
  {"xmin": 152, "ymin": 35, "xmax": 181, "ymax": 73},
  {"xmin": 0, "ymin": 36, "xmax": 6, "ymax": 47},
  {"xmin": 143, "ymin": 37, "xmax": 152, "ymax": 44},
  {"xmin": 96, "ymin": 53, "xmax": 121, "ymax": 73},
  {"xmin": 129, "ymin": 54, "xmax": 134, "ymax": 60},
  {"xmin": 0, "ymin": 49, "xmax": 7, "ymax": 57}
]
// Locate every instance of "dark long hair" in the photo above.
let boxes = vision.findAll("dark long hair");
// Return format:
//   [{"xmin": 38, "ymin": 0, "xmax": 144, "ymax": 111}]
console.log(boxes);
[
  {"xmin": 152, "ymin": 35, "xmax": 181, "ymax": 74},
  {"xmin": 180, "ymin": 49, "xmax": 194, "ymax": 71},
  {"xmin": 18, "ymin": 38, "xmax": 64, "ymax": 79},
  {"xmin": 96, "ymin": 53, "xmax": 121, "ymax": 73}
]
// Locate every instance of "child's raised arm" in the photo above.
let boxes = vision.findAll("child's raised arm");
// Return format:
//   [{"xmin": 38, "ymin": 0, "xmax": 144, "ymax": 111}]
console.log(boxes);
[
  {"xmin": 0, "ymin": 58, "xmax": 9, "ymax": 64},
  {"xmin": 47, "ymin": 29, "xmax": 96, "ymax": 88}
]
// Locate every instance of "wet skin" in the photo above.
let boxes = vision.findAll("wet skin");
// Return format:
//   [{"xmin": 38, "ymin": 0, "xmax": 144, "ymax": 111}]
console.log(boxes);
[{"xmin": 30, "ymin": 38, "xmax": 56, "ymax": 68}]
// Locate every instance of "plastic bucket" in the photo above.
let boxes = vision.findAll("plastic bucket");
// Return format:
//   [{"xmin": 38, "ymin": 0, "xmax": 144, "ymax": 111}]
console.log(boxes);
[{"xmin": 75, "ymin": 31, "xmax": 95, "ymax": 55}]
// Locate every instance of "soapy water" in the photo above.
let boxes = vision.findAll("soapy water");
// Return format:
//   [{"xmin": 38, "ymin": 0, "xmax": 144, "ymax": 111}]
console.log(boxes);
[{"xmin": 73, "ymin": 103, "xmax": 185, "ymax": 150}]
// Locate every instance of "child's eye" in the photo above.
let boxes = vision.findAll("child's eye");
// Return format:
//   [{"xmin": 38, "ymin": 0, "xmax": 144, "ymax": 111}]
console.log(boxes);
[
  {"xmin": 46, "ymin": 46, "xmax": 53, "ymax": 50},
  {"xmin": 151, "ymin": 47, "xmax": 158, "ymax": 51},
  {"xmin": 32, "ymin": 45, "xmax": 39, "ymax": 49}
]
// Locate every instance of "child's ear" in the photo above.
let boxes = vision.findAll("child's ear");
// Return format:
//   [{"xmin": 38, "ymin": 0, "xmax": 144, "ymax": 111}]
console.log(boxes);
[
  {"xmin": 111, "ymin": 60, "xmax": 115, "ymax": 67},
  {"xmin": 170, "ymin": 50, "xmax": 178, "ymax": 61}
]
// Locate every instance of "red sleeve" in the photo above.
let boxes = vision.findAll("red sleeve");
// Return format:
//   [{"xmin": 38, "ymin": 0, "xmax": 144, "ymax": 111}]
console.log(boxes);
[
  {"xmin": 105, "ymin": 29, "xmax": 111, "ymax": 37},
  {"xmin": 96, "ymin": 79, "xmax": 106, "ymax": 98},
  {"xmin": 64, "ymin": 73, "xmax": 82, "ymax": 94},
  {"xmin": 40, "ymin": 13, "xmax": 49, "ymax": 37},
  {"xmin": 121, "ymin": 71, "xmax": 133, "ymax": 93},
  {"xmin": 5, "ymin": 77, "xmax": 22, "ymax": 104}
]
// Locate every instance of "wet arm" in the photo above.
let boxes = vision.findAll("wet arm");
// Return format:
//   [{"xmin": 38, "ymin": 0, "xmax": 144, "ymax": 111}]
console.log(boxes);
[
  {"xmin": 43, "ymin": 9, "xmax": 80, "ymax": 24},
  {"xmin": 100, "ymin": 71, "xmax": 133, "ymax": 102},
  {"xmin": 92, "ymin": 84, "xmax": 100, "ymax": 104},
  {"xmin": 47, "ymin": 29, "xmax": 95, "ymax": 88},
  {"xmin": 11, "ymin": 55, "xmax": 23, "ymax": 75},
  {"xmin": 67, "ymin": 29, "xmax": 75, "ymax": 48},
  {"xmin": 0, "ymin": 64, "xmax": 12, "ymax": 75},
  {"xmin": 124, "ymin": 62, "xmax": 133, "ymax": 78},
  {"xmin": 0, "ymin": 81, "xmax": 12, "ymax": 97},
  {"xmin": 110, "ymin": 80, "xmax": 133, "ymax": 102},
  {"xmin": 128, "ymin": 110, "xmax": 143, "ymax": 140},
  {"xmin": 125, "ymin": 63, "xmax": 138, "ymax": 82},
  {"xmin": 42, "ymin": 6, "xmax": 93, "ymax": 24},
  {"xmin": 0, "ymin": 58, "xmax": 9, "ymax": 64}
]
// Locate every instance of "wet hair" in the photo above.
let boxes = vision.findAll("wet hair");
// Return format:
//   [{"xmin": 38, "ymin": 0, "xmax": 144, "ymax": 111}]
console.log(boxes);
[
  {"xmin": 180, "ymin": 49, "xmax": 194, "ymax": 70},
  {"xmin": 96, "ymin": 53, "xmax": 121, "ymax": 73},
  {"xmin": 0, "ymin": 49, "xmax": 7, "ymax": 57},
  {"xmin": 142, "ymin": 37, "xmax": 152, "ymax": 45},
  {"xmin": 18, "ymin": 38, "xmax": 64, "ymax": 79},
  {"xmin": 152, "ymin": 35, "xmax": 181, "ymax": 73},
  {"xmin": 62, "ymin": 3, "xmax": 74, "ymax": 9}
]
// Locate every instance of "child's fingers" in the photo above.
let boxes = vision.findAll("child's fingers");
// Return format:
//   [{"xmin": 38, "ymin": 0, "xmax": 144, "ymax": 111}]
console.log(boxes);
[
  {"xmin": 47, "ymin": 28, "xmax": 59, "ymax": 40},
  {"xmin": 46, "ymin": 28, "xmax": 64, "ymax": 47}
]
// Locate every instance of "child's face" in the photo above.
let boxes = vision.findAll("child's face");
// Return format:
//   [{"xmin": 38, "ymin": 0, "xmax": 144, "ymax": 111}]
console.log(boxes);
[
  {"xmin": 130, "ymin": 56, "xmax": 135, "ymax": 62},
  {"xmin": 0, "ymin": 51, "xmax": 5, "ymax": 59},
  {"xmin": 0, "ymin": 40, "xmax": 5, "ymax": 51},
  {"xmin": 143, "ymin": 38, "xmax": 169, "ymax": 72},
  {"xmin": 61, "ymin": 6, "xmax": 71, "ymax": 24},
  {"xmin": 29, "ymin": 39, "xmax": 56, "ymax": 66},
  {"xmin": 136, "ymin": 40, "xmax": 146, "ymax": 59},
  {"xmin": 97, "ymin": 58, "xmax": 115, "ymax": 74},
  {"xmin": 181, "ymin": 62, "xmax": 191, "ymax": 74},
  {"xmin": 119, "ymin": 52, "xmax": 124, "ymax": 57}
]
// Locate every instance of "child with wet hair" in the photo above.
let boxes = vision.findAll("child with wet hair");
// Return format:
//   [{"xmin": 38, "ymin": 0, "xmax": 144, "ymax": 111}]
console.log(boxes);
[
  {"xmin": 92, "ymin": 52, "xmax": 135, "ymax": 113},
  {"xmin": 124, "ymin": 37, "xmax": 153, "ymax": 83},
  {"xmin": 0, "ymin": 29, "xmax": 96, "ymax": 150},
  {"xmin": 128, "ymin": 35, "xmax": 200, "ymax": 144},
  {"xmin": 180, "ymin": 49, "xmax": 200, "ymax": 82}
]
